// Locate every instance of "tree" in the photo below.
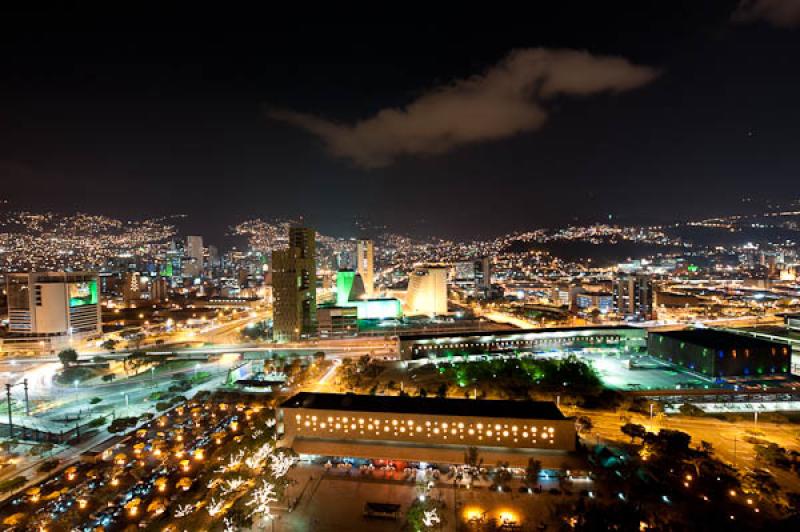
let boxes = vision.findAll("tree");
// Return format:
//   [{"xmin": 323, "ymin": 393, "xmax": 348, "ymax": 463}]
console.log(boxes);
[
  {"xmin": 58, "ymin": 348, "xmax": 79, "ymax": 368},
  {"xmin": 621, "ymin": 423, "xmax": 647, "ymax": 443},
  {"xmin": 524, "ymin": 458, "xmax": 542, "ymax": 486},
  {"xmin": 101, "ymin": 339, "xmax": 118, "ymax": 351},
  {"xmin": 464, "ymin": 446, "xmax": 481, "ymax": 469},
  {"xmin": 575, "ymin": 415, "xmax": 593, "ymax": 435},
  {"xmin": 755, "ymin": 443, "xmax": 791, "ymax": 469},
  {"xmin": 654, "ymin": 429, "xmax": 691, "ymax": 454},
  {"xmin": 678, "ymin": 403, "xmax": 706, "ymax": 417},
  {"xmin": 491, "ymin": 462, "xmax": 512, "ymax": 489}
]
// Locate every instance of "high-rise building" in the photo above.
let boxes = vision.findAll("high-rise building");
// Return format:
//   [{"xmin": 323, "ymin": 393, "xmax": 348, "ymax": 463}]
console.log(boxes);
[
  {"xmin": 4, "ymin": 272, "xmax": 102, "ymax": 351},
  {"xmin": 148, "ymin": 275, "xmax": 169, "ymax": 303},
  {"xmin": 612, "ymin": 273, "xmax": 654, "ymax": 320},
  {"xmin": 357, "ymin": 239, "xmax": 374, "ymax": 296},
  {"xmin": 185, "ymin": 235, "xmax": 204, "ymax": 278},
  {"xmin": 405, "ymin": 265, "xmax": 448, "ymax": 316},
  {"xmin": 122, "ymin": 271, "xmax": 141, "ymax": 306},
  {"xmin": 453, "ymin": 257, "xmax": 491, "ymax": 296},
  {"xmin": 272, "ymin": 226, "xmax": 317, "ymax": 341},
  {"xmin": 317, "ymin": 306, "xmax": 358, "ymax": 338}
]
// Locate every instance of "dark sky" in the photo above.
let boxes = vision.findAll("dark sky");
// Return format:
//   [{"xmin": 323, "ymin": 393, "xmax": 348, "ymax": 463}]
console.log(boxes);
[{"xmin": 1, "ymin": 3, "xmax": 799, "ymax": 242}]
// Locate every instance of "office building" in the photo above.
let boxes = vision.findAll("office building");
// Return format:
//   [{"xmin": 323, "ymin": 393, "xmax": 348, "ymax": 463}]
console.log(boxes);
[
  {"xmin": 148, "ymin": 275, "xmax": 169, "ymax": 303},
  {"xmin": 453, "ymin": 257, "xmax": 491, "ymax": 297},
  {"xmin": 648, "ymin": 329, "xmax": 790, "ymax": 379},
  {"xmin": 272, "ymin": 226, "xmax": 317, "ymax": 341},
  {"xmin": 405, "ymin": 265, "xmax": 448, "ymax": 316},
  {"xmin": 317, "ymin": 306, "xmax": 358, "ymax": 337},
  {"xmin": 280, "ymin": 392, "xmax": 575, "ymax": 468},
  {"xmin": 184, "ymin": 235, "xmax": 204, "ymax": 278},
  {"xmin": 357, "ymin": 239, "xmax": 374, "ymax": 296},
  {"xmin": 4, "ymin": 272, "xmax": 102, "ymax": 352},
  {"xmin": 612, "ymin": 273, "xmax": 654, "ymax": 320},
  {"xmin": 575, "ymin": 292, "xmax": 613, "ymax": 313}
]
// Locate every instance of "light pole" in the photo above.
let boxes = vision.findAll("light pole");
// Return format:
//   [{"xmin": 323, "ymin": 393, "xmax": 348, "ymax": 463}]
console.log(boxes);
[
  {"xmin": 5, "ymin": 384, "xmax": 12, "ymax": 438},
  {"xmin": 5, "ymin": 380, "xmax": 32, "ymax": 437}
]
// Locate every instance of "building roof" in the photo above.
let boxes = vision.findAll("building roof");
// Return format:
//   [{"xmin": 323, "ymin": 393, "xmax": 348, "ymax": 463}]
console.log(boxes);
[
  {"xmin": 650, "ymin": 328, "xmax": 787, "ymax": 350},
  {"xmin": 398, "ymin": 324, "xmax": 638, "ymax": 342},
  {"xmin": 280, "ymin": 392, "xmax": 567, "ymax": 421}
]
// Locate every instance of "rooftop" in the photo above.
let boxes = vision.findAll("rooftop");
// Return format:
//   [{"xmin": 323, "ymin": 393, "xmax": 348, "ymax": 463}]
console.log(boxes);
[
  {"xmin": 398, "ymin": 324, "xmax": 638, "ymax": 342},
  {"xmin": 281, "ymin": 392, "xmax": 567, "ymax": 421},
  {"xmin": 650, "ymin": 328, "xmax": 788, "ymax": 350}
]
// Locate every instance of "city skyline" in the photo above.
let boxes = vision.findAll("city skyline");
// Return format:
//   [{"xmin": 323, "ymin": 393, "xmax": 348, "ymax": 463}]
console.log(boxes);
[
  {"xmin": 2, "ymin": 5, "xmax": 800, "ymax": 531},
  {"xmin": 1, "ymin": 5, "xmax": 799, "ymax": 239}
]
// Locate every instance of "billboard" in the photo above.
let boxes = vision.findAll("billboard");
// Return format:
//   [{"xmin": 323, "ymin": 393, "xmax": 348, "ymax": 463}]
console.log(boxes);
[{"xmin": 69, "ymin": 280, "xmax": 98, "ymax": 307}]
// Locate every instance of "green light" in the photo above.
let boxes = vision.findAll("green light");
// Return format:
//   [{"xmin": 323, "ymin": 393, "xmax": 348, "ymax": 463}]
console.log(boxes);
[
  {"xmin": 69, "ymin": 280, "xmax": 98, "ymax": 307},
  {"xmin": 336, "ymin": 271, "xmax": 356, "ymax": 306}
]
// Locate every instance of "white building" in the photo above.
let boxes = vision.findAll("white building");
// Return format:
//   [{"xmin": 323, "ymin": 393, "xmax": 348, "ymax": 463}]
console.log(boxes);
[
  {"xmin": 184, "ymin": 235, "xmax": 204, "ymax": 278},
  {"xmin": 405, "ymin": 265, "xmax": 448, "ymax": 316},
  {"xmin": 4, "ymin": 272, "xmax": 102, "ymax": 353}
]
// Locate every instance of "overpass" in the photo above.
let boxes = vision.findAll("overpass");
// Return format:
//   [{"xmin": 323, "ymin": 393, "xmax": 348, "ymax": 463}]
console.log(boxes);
[{"xmin": 0, "ymin": 341, "xmax": 399, "ymax": 364}]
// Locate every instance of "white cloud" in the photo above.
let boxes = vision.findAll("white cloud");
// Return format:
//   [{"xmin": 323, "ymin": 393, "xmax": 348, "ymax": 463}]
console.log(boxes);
[
  {"xmin": 267, "ymin": 48, "xmax": 659, "ymax": 168},
  {"xmin": 733, "ymin": 0, "xmax": 800, "ymax": 28}
]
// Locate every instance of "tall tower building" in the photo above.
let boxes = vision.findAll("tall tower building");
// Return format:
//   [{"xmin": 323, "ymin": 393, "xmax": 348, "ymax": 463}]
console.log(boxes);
[
  {"xmin": 357, "ymin": 239, "xmax": 374, "ymax": 296},
  {"xmin": 185, "ymin": 235, "xmax": 204, "ymax": 278},
  {"xmin": 272, "ymin": 226, "xmax": 317, "ymax": 341},
  {"xmin": 122, "ymin": 271, "xmax": 141, "ymax": 306}
]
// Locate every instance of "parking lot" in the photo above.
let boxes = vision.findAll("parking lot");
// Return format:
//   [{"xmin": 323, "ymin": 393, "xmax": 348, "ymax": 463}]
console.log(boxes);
[{"xmin": 282, "ymin": 461, "xmax": 595, "ymax": 531}]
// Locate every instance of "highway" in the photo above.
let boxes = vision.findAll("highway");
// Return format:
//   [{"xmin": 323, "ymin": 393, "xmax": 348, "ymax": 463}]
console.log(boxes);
[{"xmin": 569, "ymin": 406, "xmax": 800, "ymax": 493}]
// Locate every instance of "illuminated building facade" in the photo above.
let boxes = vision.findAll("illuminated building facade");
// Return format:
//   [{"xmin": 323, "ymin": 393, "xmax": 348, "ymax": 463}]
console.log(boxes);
[
  {"xmin": 3, "ymin": 272, "xmax": 102, "ymax": 352},
  {"xmin": 332, "ymin": 269, "xmax": 402, "ymax": 321},
  {"xmin": 272, "ymin": 226, "xmax": 317, "ymax": 341},
  {"xmin": 405, "ymin": 265, "xmax": 447, "ymax": 316},
  {"xmin": 398, "ymin": 325, "xmax": 644, "ymax": 360},
  {"xmin": 335, "ymin": 270, "xmax": 365, "ymax": 306},
  {"xmin": 357, "ymin": 239, "xmax": 374, "ymax": 296},
  {"xmin": 280, "ymin": 393, "xmax": 575, "ymax": 467},
  {"xmin": 648, "ymin": 329, "xmax": 790, "ymax": 379}
]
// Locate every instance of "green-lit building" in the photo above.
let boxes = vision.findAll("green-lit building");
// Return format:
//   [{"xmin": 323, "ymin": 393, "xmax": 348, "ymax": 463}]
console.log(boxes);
[{"xmin": 330, "ymin": 269, "xmax": 402, "ymax": 321}]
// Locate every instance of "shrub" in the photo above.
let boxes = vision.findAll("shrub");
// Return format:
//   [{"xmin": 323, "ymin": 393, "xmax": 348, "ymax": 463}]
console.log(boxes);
[
  {"xmin": 37, "ymin": 459, "xmax": 60, "ymax": 473},
  {"xmin": 87, "ymin": 417, "xmax": 107, "ymax": 428},
  {"xmin": 0, "ymin": 476, "xmax": 26, "ymax": 492}
]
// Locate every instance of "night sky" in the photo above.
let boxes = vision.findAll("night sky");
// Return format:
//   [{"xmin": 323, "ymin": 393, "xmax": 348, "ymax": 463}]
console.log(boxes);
[{"xmin": 1, "ymin": 3, "xmax": 799, "ymax": 242}]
